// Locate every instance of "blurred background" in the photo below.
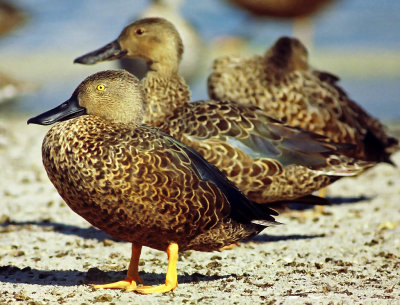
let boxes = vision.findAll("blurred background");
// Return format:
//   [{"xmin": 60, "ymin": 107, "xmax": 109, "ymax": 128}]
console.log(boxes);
[{"xmin": 0, "ymin": 0, "xmax": 399, "ymax": 122}]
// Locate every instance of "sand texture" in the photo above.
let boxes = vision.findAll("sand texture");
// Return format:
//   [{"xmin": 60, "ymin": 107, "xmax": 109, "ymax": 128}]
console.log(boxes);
[{"xmin": 1, "ymin": 117, "xmax": 400, "ymax": 305}]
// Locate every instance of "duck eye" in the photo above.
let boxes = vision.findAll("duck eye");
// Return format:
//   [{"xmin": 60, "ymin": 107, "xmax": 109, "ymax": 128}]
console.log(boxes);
[
  {"xmin": 135, "ymin": 28, "xmax": 144, "ymax": 35},
  {"xmin": 97, "ymin": 84, "xmax": 105, "ymax": 91}
]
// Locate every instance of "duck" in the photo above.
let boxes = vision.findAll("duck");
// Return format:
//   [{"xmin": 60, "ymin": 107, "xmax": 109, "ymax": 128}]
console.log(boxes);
[
  {"xmin": 74, "ymin": 18, "xmax": 374, "ymax": 205},
  {"xmin": 208, "ymin": 36, "xmax": 399, "ymax": 164},
  {"xmin": 27, "ymin": 70, "xmax": 280, "ymax": 294}
]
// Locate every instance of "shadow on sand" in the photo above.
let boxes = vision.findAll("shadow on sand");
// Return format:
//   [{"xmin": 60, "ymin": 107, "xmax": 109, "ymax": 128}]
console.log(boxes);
[
  {"xmin": 250, "ymin": 233, "xmax": 325, "ymax": 243},
  {"xmin": 326, "ymin": 195, "xmax": 372, "ymax": 205},
  {"xmin": 1, "ymin": 220, "xmax": 327, "ymax": 245},
  {"xmin": 286, "ymin": 195, "xmax": 372, "ymax": 211},
  {"xmin": 0, "ymin": 265, "xmax": 230, "ymax": 287},
  {"xmin": 0, "ymin": 220, "xmax": 117, "ymax": 242}
]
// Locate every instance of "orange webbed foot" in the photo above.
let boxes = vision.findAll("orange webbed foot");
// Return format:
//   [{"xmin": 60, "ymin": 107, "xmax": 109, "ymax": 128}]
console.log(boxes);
[
  {"xmin": 135, "ymin": 282, "xmax": 177, "ymax": 294},
  {"xmin": 135, "ymin": 242, "xmax": 179, "ymax": 294},
  {"xmin": 91, "ymin": 275, "xmax": 143, "ymax": 291}
]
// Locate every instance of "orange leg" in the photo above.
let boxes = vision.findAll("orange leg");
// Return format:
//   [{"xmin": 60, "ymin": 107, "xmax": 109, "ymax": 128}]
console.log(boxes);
[
  {"xmin": 92, "ymin": 242, "xmax": 143, "ymax": 291},
  {"xmin": 135, "ymin": 242, "xmax": 179, "ymax": 294},
  {"xmin": 318, "ymin": 187, "xmax": 327, "ymax": 198},
  {"xmin": 314, "ymin": 187, "xmax": 328, "ymax": 215}
]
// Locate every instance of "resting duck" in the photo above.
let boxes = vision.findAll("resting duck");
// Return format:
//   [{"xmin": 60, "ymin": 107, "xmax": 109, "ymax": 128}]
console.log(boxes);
[
  {"xmin": 208, "ymin": 36, "xmax": 399, "ymax": 164},
  {"xmin": 28, "ymin": 70, "xmax": 280, "ymax": 294},
  {"xmin": 74, "ymin": 18, "xmax": 374, "ymax": 204}
]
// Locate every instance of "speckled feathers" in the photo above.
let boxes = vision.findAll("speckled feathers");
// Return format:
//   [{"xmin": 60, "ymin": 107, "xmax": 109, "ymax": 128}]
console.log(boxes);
[
  {"xmin": 208, "ymin": 37, "xmax": 398, "ymax": 163},
  {"xmin": 37, "ymin": 70, "xmax": 278, "ymax": 252},
  {"xmin": 73, "ymin": 19, "xmax": 376, "ymax": 205}
]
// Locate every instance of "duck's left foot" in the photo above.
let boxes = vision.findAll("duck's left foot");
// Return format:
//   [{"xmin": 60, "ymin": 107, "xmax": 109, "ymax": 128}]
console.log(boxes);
[
  {"xmin": 135, "ymin": 282, "xmax": 177, "ymax": 294},
  {"xmin": 134, "ymin": 242, "xmax": 179, "ymax": 294}
]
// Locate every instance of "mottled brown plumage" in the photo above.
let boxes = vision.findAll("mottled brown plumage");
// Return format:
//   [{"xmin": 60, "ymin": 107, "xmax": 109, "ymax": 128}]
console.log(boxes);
[
  {"xmin": 208, "ymin": 36, "xmax": 399, "ymax": 164},
  {"xmin": 28, "ymin": 70, "xmax": 279, "ymax": 293},
  {"xmin": 41, "ymin": 115, "xmax": 274, "ymax": 251},
  {"xmin": 74, "ymin": 18, "xmax": 375, "ymax": 204}
]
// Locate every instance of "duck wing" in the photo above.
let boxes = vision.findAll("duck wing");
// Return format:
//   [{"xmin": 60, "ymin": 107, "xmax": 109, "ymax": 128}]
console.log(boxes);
[
  {"xmin": 166, "ymin": 100, "xmax": 369, "ymax": 175},
  {"xmin": 161, "ymin": 130, "xmax": 279, "ymax": 227}
]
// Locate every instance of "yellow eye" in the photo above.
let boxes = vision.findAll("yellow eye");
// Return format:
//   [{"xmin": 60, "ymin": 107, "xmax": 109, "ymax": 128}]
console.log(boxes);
[{"xmin": 97, "ymin": 84, "xmax": 105, "ymax": 91}]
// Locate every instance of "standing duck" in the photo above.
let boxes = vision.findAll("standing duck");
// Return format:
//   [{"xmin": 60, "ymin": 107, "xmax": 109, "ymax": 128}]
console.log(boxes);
[
  {"xmin": 27, "ymin": 70, "xmax": 279, "ymax": 294},
  {"xmin": 208, "ymin": 36, "xmax": 399, "ymax": 164},
  {"xmin": 74, "ymin": 18, "xmax": 374, "ymax": 205}
]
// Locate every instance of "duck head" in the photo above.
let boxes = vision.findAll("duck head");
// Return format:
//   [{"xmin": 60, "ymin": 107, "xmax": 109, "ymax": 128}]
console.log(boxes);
[
  {"xmin": 265, "ymin": 36, "xmax": 309, "ymax": 71},
  {"xmin": 28, "ymin": 70, "xmax": 146, "ymax": 126},
  {"xmin": 74, "ymin": 17, "xmax": 183, "ymax": 74}
]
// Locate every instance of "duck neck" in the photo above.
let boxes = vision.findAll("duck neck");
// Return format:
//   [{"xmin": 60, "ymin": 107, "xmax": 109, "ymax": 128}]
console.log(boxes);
[
  {"xmin": 148, "ymin": 58, "xmax": 179, "ymax": 76},
  {"xmin": 142, "ymin": 61, "xmax": 191, "ymax": 128}
]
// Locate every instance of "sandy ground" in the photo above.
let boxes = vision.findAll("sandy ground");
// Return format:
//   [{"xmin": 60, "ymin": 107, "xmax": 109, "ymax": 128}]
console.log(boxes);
[{"xmin": 1, "ymin": 117, "xmax": 400, "ymax": 305}]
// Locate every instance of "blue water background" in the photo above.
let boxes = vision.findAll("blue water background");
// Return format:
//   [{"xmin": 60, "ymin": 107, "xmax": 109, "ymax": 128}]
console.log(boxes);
[{"xmin": 0, "ymin": 0, "xmax": 399, "ymax": 121}]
